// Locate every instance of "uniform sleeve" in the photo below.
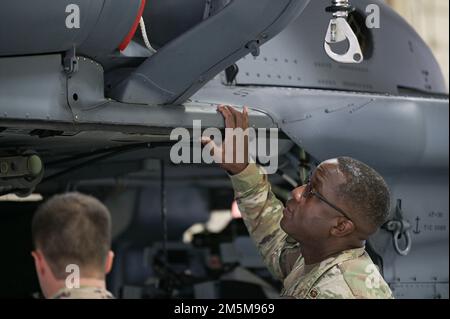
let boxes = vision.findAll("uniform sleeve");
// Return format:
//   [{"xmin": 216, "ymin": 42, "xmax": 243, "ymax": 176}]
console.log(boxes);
[{"xmin": 229, "ymin": 163, "xmax": 300, "ymax": 280}]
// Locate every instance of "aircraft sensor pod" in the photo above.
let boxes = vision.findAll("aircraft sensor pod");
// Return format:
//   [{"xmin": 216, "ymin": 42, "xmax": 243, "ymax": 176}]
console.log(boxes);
[{"xmin": 0, "ymin": 0, "xmax": 145, "ymax": 58}]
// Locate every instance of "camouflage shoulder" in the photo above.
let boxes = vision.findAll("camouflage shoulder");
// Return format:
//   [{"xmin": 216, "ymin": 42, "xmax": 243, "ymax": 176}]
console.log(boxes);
[
  {"xmin": 338, "ymin": 253, "xmax": 394, "ymax": 299},
  {"xmin": 306, "ymin": 266, "xmax": 356, "ymax": 299}
]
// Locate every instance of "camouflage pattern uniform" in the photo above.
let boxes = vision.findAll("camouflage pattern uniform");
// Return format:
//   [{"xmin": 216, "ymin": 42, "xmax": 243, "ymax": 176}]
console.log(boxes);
[
  {"xmin": 230, "ymin": 163, "xmax": 394, "ymax": 299},
  {"xmin": 51, "ymin": 286, "xmax": 114, "ymax": 299}
]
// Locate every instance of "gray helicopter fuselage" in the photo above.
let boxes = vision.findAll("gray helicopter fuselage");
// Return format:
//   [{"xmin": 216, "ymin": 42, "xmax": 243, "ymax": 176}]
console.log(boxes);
[{"xmin": 0, "ymin": 0, "xmax": 448, "ymax": 298}]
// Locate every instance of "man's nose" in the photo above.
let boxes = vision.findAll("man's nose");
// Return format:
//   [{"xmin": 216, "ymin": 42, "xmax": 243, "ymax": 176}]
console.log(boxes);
[{"xmin": 291, "ymin": 186, "xmax": 305, "ymax": 202}]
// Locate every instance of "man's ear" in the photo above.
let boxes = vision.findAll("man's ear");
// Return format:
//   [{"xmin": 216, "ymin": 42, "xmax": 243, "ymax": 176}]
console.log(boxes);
[
  {"xmin": 31, "ymin": 250, "xmax": 46, "ymax": 276},
  {"xmin": 330, "ymin": 218, "xmax": 355, "ymax": 237},
  {"xmin": 105, "ymin": 251, "xmax": 114, "ymax": 274}
]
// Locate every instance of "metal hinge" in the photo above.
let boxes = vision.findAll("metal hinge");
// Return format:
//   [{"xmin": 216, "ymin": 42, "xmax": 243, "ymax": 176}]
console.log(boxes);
[
  {"xmin": 382, "ymin": 199, "xmax": 412, "ymax": 256},
  {"xmin": 63, "ymin": 45, "xmax": 79, "ymax": 75}
]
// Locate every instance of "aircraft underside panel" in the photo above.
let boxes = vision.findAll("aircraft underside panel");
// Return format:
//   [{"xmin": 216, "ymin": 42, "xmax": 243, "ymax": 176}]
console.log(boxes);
[
  {"xmin": 0, "ymin": 55, "xmax": 275, "ymax": 133},
  {"xmin": 193, "ymin": 81, "xmax": 449, "ymax": 170}
]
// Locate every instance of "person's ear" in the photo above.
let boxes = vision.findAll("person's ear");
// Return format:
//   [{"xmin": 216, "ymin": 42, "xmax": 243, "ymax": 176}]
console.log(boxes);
[
  {"xmin": 330, "ymin": 218, "xmax": 355, "ymax": 237},
  {"xmin": 31, "ymin": 250, "xmax": 46, "ymax": 277},
  {"xmin": 105, "ymin": 251, "xmax": 114, "ymax": 274}
]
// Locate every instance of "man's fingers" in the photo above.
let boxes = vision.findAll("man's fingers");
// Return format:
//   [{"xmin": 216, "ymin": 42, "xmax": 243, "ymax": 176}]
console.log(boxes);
[
  {"xmin": 226, "ymin": 106, "xmax": 238, "ymax": 126},
  {"xmin": 218, "ymin": 105, "xmax": 236, "ymax": 129},
  {"xmin": 226, "ymin": 106, "xmax": 249, "ymax": 130},
  {"xmin": 201, "ymin": 136, "xmax": 221, "ymax": 150},
  {"xmin": 200, "ymin": 136, "xmax": 212, "ymax": 145},
  {"xmin": 230, "ymin": 106, "xmax": 244, "ymax": 129},
  {"xmin": 201, "ymin": 136, "xmax": 222, "ymax": 161},
  {"xmin": 243, "ymin": 106, "xmax": 249, "ymax": 130}
]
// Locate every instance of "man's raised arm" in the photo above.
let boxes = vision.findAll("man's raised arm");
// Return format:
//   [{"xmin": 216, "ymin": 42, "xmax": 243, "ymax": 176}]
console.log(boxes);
[{"xmin": 202, "ymin": 105, "xmax": 300, "ymax": 280}]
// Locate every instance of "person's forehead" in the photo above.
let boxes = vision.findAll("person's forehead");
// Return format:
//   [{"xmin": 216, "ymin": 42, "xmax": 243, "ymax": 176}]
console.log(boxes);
[
  {"xmin": 312, "ymin": 160, "xmax": 346, "ymax": 189},
  {"xmin": 321, "ymin": 158, "xmax": 339, "ymax": 166}
]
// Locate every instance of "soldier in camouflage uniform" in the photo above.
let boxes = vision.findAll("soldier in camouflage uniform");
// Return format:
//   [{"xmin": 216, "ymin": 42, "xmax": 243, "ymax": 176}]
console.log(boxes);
[
  {"xmin": 202, "ymin": 105, "xmax": 394, "ymax": 299},
  {"xmin": 51, "ymin": 286, "xmax": 114, "ymax": 299},
  {"xmin": 31, "ymin": 192, "xmax": 115, "ymax": 299}
]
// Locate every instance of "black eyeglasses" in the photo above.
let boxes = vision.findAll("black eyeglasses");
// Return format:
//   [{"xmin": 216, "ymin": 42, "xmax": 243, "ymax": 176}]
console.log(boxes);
[{"xmin": 302, "ymin": 173, "xmax": 353, "ymax": 222}]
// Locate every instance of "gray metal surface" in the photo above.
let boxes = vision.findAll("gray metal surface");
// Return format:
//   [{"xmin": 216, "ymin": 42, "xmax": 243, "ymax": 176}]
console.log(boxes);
[
  {"xmin": 0, "ymin": 0, "xmax": 142, "ymax": 58},
  {"xmin": 193, "ymin": 81, "xmax": 449, "ymax": 170},
  {"xmin": 372, "ymin": 171, "xmax": 449, "ymax": 299},
  {"xmin": 110, "ymin": 0, "xmax": 311, "ymax": 105},
  {"xmin": 0, "ymin": 54, "xmax": 72, "ymax": 122},
  {"xmin": 0, "ymin": 55, "xmax": 275, "ymax": 134},
  {"xmin": 235, "ymin": 0, "xmax": 447, "ymax": 95}
]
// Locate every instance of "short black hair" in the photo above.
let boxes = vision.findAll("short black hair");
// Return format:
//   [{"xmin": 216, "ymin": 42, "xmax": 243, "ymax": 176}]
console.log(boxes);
[
  {"xmin": 32, "ymin": 192, "xmax": 111, "ymax": 279},
  {"xmin": 336, "ymin": 157, "xmax": 390, "ymax": 233}
]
